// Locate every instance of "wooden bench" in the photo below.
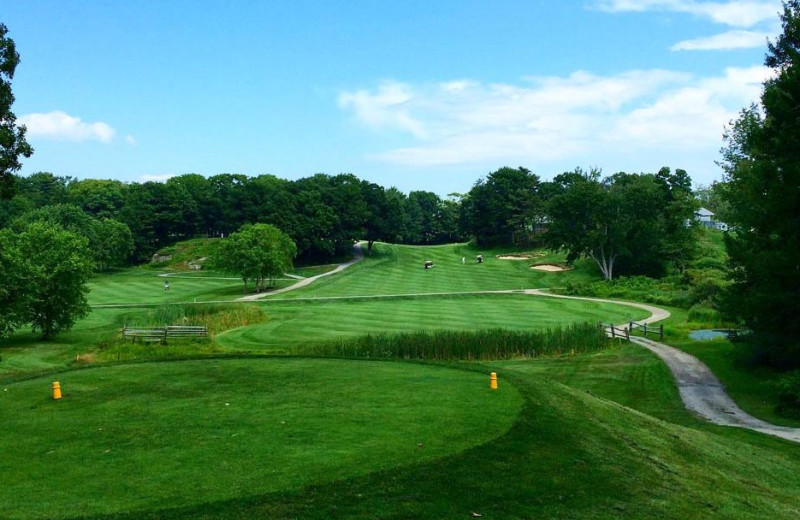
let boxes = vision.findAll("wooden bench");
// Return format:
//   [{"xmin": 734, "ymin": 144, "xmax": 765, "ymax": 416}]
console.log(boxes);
[{"xmin": 122, "ymin": 325, "xmax": 208, "ymax": 343}]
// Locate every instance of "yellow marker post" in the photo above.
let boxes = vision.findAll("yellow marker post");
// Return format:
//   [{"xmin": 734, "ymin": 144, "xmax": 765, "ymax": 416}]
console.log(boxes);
[
  {"xmin": 490, "ymin": 372, "xmax": 498, "ymax": 390},
  {"xmin": 52, "ymin": 381, "xmax": 62, "ymax": 400}
]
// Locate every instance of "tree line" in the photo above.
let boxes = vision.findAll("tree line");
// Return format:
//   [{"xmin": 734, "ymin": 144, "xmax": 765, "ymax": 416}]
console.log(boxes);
[{"xmin": 0, "ymin": 165, "xmax": 698, "ymax": 276}]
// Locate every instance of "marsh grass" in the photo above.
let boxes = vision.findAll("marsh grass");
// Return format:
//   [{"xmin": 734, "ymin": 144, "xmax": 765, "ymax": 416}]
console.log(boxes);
[
  {"xmin": 304, "ymin": 323, "xmax": 607, "ymax": 361},
  {"xmin": 94, "ymin": 304, "xmax": 268, "ymax": 363},
  {"xmin": 124, "ymin": 303, "xmax": 266, "ymax": 334}
]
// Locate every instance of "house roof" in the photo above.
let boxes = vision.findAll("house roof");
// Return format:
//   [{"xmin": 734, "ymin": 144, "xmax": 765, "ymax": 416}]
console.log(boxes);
[{"xmin": 696, "ymin": 207, "xmax": 714, "ymax": 217}]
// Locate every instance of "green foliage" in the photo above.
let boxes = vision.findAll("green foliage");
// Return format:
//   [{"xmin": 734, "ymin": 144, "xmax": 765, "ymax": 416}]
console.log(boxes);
[
  {"xmin": 544, "ymin": 168, "xmax": 698, "ymax": 280},
  {"xmin": 215, "ymin": 223, "xmax": 297, "ymax": 292},
  {"xmin": 461, "ymin": 166, "xmax": 544, "ymax": 247},
  {"xmin": 776, "ymin": 370, "xmax": 800, "ymax": 418},
  {"xmin": 0, "ymin": 229, "xmax": 28, "ymax": 336},
  {"xmin": 718, "ymin": 1, "xmax": 800, "ymax": 367},
  {"xmin": 0, "ymin": 23, "xmax": 33, "ymax": 199},
  {"xmin": 18, "ymin": 222, "xmax": 93, "ymax": 338},
  {"xmin": 149, "ymin": 237, "xmax": 221, "ymax": 270},
  {"xmin": 560, "ymin": 276, "xmax": 691, "ymax": 308},
  {"xmin": 12, "ymin": 203, "xmax": 134, "ymax": 270},
  {"xmin": 303, "ymin": 323, "xmax": 607, "ymax": 361},
  {"xmin": 0, "ymin": 222, "xmax": 94, "ymax": 339}
]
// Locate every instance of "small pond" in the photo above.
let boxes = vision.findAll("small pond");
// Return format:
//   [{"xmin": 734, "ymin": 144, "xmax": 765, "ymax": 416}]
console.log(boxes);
[{"xmin": 689, "ymin": 329, "xmax": 734, "ymax": 341}]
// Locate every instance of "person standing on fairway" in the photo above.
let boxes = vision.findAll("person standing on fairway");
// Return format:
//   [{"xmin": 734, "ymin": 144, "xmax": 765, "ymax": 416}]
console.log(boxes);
[{"xmin": 164, "ymin": 280, "xmax": 169, "ymax": 292}]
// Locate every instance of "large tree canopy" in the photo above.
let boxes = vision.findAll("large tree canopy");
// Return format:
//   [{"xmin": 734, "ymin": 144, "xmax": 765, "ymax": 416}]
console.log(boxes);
[
  {"xmin": 215, "ymin": 223, "xmax": 297, "ymax": 293},
  {"xmin": 0, "ymin": 23, "xmax": 33, "ymax": 199},
  {"xmin": 719, "ymin": 1, "xmax": 800, "ymax": 366},
  {"xmin": 544, "ymin": 168, "xmax": 697, "ymax": 280},
  {"xmin": 0, "ymin": 221, "xmax": 93, "ymax": 339}
]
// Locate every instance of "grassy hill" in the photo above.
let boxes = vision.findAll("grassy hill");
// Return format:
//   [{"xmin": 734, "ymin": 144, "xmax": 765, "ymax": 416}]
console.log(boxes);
[{"xmin": 2, "ymin": 239, "xmax": 799, "ymax": 518}]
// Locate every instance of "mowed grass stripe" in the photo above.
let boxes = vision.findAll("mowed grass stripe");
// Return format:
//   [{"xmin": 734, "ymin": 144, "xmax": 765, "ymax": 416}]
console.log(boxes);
[
  {"xmin": 217, "ymin": 294, "xmax": 650, "ymax": 352},
  {"xmin": 272, "ymin": 242, "xmax": 600, "ymax": 300}
]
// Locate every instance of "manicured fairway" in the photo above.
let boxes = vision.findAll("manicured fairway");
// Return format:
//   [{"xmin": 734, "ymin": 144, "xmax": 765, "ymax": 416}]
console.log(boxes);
[
  {"xmin": 88, "ymin": 269, "xmax": 244, "ymax": 305},
  {"xmin": 217, "ymin": 294, "xmax": 651, "ymax": 353},
  {"xmin": 271, "ymin": 242, "xmax": 600, "ymax": 300},
  {"xmin": 0, "ymin": 358, "xmax": 522, "ymax": 519}
]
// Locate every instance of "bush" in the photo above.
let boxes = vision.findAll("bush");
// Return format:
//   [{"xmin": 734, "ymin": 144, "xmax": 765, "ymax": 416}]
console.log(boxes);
[
  {"xmin": 776, "ymin": 371, "xmax": 800, "ymax": 419},
  {"xmin": 559, "ymin": 276, "xmax": 690, "ymax": 308}
]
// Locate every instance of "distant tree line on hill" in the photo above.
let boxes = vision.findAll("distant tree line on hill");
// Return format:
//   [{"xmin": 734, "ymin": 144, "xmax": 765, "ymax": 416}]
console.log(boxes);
[{"xmin": 0, "ymin": 166, "xmax": 697, "ymax": 278}]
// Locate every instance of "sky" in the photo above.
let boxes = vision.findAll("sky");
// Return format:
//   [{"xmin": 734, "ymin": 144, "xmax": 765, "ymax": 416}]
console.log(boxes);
[{"xmin": 2, "ymin": 0, "xmax": 785, "ymax": 195}]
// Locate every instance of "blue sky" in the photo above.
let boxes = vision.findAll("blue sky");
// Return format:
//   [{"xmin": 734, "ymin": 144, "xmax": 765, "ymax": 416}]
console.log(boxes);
[{"xmin": 3, "ymin": 0, "xmax": 783, "ymax": 194}]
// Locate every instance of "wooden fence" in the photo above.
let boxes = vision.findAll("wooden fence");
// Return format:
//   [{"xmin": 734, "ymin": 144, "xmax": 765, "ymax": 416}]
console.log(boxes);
[
  {"xmin": 600, "ymin": 321, "xmax": 664, "ymax": 342},
  {"xmin": 628, "ymin": 321, "xmax": 664, "ymax": 341},
  {"xmin": 122, "ymin": 325, "xmax": 208, "ymax": 343}
]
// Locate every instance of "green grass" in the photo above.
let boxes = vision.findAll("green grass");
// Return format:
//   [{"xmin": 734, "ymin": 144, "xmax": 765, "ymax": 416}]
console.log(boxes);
[
  {"xmin": 217, "ymin": 294, "xmax": 651, "ymax": 353},
  {"xmin": 270, "ymin": 242, "xmax": 600, "ymax": 300},
  {"xmin": 3, "ymin": 238, "xmax": 800, "ymax": 518},
  {"xmin": 0, "ymin": 358, "xmax": 523, "ymax": 519},
  {"xmin": 66, "ymin": 349, "xmax": 800, "ymax": 520}
]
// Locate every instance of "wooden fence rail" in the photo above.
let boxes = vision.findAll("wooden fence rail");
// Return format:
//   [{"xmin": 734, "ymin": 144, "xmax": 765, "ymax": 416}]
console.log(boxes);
[
  {"xmin": 629, "ymin": 321, "xmax": 664, "ymax": 341},
  {"xmin": 122, "ymin": 325, "xmax": 208, "ymax": 343}
]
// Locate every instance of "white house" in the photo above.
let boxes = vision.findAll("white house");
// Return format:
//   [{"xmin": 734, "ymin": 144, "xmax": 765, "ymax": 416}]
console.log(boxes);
[{"xmin": 695, "ymin": 207, "xmax": 728, "ymax": 231}]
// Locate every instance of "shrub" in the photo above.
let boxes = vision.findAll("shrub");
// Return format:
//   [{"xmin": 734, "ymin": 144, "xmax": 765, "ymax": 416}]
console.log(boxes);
[{"xmin": 776, "ymin": 371, "xmax": 800, "ymax": 419}]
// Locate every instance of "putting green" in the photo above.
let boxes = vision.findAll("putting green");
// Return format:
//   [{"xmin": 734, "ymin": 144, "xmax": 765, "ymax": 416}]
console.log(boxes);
[{"xmin": 0, "ymin": 358, "xmax": 522, "ymax": 519}]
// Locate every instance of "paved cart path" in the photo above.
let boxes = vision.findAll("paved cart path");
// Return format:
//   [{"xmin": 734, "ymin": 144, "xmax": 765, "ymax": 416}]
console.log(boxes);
[
  {"xmin": 236, "ymin": 243, "xmax": 365, "ymax": 302},
  {"xmin": 526, "ymin": 289, "xmax": 800, "ymax": 443}
]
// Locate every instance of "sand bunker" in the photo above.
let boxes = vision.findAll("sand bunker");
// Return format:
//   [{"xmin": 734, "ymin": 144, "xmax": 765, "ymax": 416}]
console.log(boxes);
[
  {"xmin": 496, "ymin": 253, "xmax": 544, "ymax": 260},
  {"xmin": 530, "ymin": 263, "xmax": 571, "ymax": 272}
]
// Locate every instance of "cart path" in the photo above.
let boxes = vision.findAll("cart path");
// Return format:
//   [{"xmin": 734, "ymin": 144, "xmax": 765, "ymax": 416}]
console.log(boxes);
[
  {"xmin": 236, "ymin": 242, "xmax": 365, "ymax": 302},
  {"xmin": 526, "ymin": 289, "xmax": 800, "ymax": 444}
]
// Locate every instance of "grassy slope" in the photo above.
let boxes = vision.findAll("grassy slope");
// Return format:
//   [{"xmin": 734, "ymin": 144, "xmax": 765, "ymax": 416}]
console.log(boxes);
[
  {"xmin": 270, "ymin": 242, "xmax": 599, "ymax": 299},
  {"xmin": 0, "ymin": 359, "xmax": 522, "ymax": 519},
  {"xmin": 219, "ymin": 295, "xmax": 650, "ymax": 353},
  {"xmin": 78, "ymin": 350, "xmax": 800, "ymax": 520}
]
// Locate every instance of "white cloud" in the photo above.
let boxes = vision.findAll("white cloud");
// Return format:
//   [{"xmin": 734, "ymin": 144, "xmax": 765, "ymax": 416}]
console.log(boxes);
[
  {"xmin": 18, "ymin": 111, "xmax": 116, "ymax": 143},
  {"xmin": 339, "ymin": 66, "xmax": 769, "ymax": 170},
  {"xmin": 671, "ymin": 29, "xmax": 770, "ymax": 49},
  {"xmin": 595, "ymin": 0, "xmax": 782, "ymax": 28},
  {"xmin": 125, "ymin": 134, "xmax": 137, "ymax": 146},
  {"xmin": 338, "ymin": 82, "xmax": 427, "ymax": 138},
  {"xmin": 139, "ymin": 174, "xmax": 175, "ymax": 183}
]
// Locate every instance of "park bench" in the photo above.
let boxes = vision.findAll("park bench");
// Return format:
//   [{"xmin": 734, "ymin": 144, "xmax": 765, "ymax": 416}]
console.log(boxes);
[{"xmin": 122, "ymin": 325, "xmax": 208, "ymax": 343}]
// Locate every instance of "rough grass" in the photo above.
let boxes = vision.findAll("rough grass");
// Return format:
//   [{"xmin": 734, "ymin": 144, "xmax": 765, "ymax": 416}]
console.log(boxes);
[{"xmin": 304, "ymin": 323, "xmax": 608, "ymax": 361}]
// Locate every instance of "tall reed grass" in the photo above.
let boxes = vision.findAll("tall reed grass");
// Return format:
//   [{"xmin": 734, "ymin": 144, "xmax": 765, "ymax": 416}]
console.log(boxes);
[
  {"xmin": 303, "ymin": 322, "xmax": 607, "ymax": 361},
  {"xmin": 125, "ymin": 304, "xmax": 266, "ymax": 334}
]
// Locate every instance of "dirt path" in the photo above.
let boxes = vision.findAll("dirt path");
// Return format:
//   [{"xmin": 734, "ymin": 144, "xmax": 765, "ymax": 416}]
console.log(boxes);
[
  {"xmin": 236, "ymin": 242, "xmax": 365, "ymax": 302},
  {"xmin": 526, "ymin": 289, "xmax": 800, "ymax": 443}
]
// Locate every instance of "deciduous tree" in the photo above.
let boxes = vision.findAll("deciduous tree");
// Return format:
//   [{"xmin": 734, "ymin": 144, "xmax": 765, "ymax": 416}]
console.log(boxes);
[
  {"xmin": 0, "ymin": 23, "xmax": 33, "ymax": 199},
  {"xmin": 215, "ymin": 223, "xmax": 297, "ymax": 293}
]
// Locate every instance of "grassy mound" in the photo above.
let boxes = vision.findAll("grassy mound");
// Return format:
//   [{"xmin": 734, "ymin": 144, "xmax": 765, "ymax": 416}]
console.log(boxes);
[{"xmin": 0, "ymin": 359, "xmax": 523, "ymax": 519}]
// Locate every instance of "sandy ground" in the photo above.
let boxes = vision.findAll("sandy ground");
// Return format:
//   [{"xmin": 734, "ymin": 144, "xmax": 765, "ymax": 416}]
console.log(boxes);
[
  {"xmin": 530, "ymin": 264, "xmax": 570, "ymax": 272},
  {"xmin": 496, "ymin": 254, "xmax": 541, "ymax": 260},
  {"xmin": 526, "ymin": 289, "xmax": 800, "ymax": 444}
]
